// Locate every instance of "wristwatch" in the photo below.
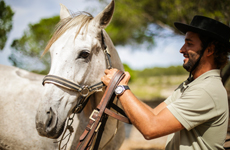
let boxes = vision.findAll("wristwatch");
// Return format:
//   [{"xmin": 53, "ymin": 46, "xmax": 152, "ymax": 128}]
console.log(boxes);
[{"xmin": 114, "ymin": 85, "xmax": 130, "ymax": 96}]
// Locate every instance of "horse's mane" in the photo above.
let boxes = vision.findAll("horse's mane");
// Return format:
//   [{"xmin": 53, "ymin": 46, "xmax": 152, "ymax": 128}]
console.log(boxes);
[{"xmin": 43, "ymin": 12, "xmax": 94, "ymax": 55}]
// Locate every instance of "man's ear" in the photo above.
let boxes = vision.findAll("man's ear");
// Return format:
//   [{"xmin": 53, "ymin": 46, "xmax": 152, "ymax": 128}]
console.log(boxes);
[{"xmin": 207, "ymin": 44, "xmax": 215, "ymax": 56}]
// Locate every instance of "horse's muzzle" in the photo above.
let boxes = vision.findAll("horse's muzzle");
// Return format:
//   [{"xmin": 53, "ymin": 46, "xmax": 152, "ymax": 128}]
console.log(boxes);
[{"xmin": 35, "ymin": 107, "xmax": 64, "ymax": 139}]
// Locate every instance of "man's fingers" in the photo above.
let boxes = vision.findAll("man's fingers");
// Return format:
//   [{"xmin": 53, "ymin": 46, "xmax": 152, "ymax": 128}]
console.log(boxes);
[
  {"xmin": 101, "ymin": 75, "xmax": 109, "ymax": 86},
  {"xmin": 104, "ymin": 69, "xmax": 110, "ymax": 74},
  {"xmin": 101, "ymin": 76, "xmax": 104, "ymax": 81},
  {"xmin": 103, "ymin": 68, "xmax": 130, "ymax": 86},
  {"xmin": 124, "ymin": 72, "xmax": 131, "ymax": 79},
  {"xmin": 119, "ymin": 71, "xmax": 131, "ymax": 85},
  {"xmin": 104, "ymin": 68, "xmax": 118, "ymax": 75}
]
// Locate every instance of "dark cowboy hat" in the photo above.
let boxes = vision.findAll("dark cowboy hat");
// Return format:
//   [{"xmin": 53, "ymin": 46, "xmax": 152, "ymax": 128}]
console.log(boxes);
[{"xmin": 174, "ymin": 15, "xmax": 230, "ymax": 47}]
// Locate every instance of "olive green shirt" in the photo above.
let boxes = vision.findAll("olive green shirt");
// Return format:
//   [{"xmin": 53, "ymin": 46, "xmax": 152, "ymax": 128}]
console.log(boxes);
[{"xmin": 164, "ymin": 70, "xmax": 229, "ymax": 150}]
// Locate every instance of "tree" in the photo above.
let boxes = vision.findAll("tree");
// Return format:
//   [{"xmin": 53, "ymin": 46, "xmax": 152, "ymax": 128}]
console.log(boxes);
[
  {"xmin": 0, "ymin": 0, "xmax": 14, "ymax": 50},
  {"xmin": 9, "ymin": 16, "xmax": 59, "ymax": 74},
  {"xmin": 9, "ymin": 0, "xmax": 230, "ymax": 80},
  {"xmin": 103, "ymin": 0, "xmax": 155, "ymax": 47},
  {"xmin": 96, "ymin": 0, "xmax": 230, "ymax": 40},
  {"xmin": 95, "ymin": 0, "xmax": 230, "ymax": 84}
]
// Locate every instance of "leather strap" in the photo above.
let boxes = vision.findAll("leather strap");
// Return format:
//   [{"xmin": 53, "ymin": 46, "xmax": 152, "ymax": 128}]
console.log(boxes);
[
  {"xmin": 75, "ymin": 70, "xmax": 131, "ymax": 150},
  {"xmin": 104, "ymin": 108, "xmax": 131, "ymax": 124}
]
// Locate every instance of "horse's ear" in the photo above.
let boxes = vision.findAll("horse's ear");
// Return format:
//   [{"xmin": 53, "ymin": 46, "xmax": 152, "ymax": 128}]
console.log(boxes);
[
  {"xmin": 93, "ymin": 0, "xmax": 115, "ymax": 29},
  {"xmin": 60, "ymin": 4, "xmax": 71, "ymax": 20}
]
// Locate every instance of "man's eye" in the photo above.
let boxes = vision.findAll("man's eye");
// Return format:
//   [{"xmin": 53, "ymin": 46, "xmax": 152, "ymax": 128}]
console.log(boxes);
[
  {"xmin": 78, "ymin": 51, "xmax": 90, "ymax": 59},
  {"xmin": 187, "ymin": 43, "xmax": 193, "ymax": 46}
]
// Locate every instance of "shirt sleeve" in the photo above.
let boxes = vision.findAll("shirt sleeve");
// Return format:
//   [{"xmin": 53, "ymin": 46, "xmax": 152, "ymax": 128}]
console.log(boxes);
[
  {"xmin": 164, "ymin": 88, "xmax": 182, "ymax": 105},
  {"xmin": 166, "ymin": 87, "xmax": 217, "ymax": 131},
  {"xmin": 164, "ymin": 95, "xmax": 172, "ymax": 105}
]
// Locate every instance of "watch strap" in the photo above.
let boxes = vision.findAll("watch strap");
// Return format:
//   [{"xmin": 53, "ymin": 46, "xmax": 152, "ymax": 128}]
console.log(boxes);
[{"xmin": 123, "ymin": 85, "xmax": 130, "ymax": 90}]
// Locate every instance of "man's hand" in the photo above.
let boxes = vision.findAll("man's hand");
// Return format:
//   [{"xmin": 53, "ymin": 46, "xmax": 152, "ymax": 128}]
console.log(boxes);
[{"xmin": 101, "ymin": 68, "xmax": 131, "ymax": 86}]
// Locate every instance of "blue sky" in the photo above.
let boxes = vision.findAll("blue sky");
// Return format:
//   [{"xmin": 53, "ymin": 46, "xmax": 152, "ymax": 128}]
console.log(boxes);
[{"xmin": 1, "ymin": 0, "xmax": 185, "ymax": 70}]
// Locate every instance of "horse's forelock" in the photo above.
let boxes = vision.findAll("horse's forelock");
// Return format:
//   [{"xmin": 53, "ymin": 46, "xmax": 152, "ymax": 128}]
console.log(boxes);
[{"xmin": 42, "ymin": 12, "xmax": 94, "ymax": 56}]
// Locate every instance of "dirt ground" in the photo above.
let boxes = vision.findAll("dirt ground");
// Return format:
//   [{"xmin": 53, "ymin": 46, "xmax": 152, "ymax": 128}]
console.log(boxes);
[{"xmin": 119, "ymin": 125, "xmax": 167, "ymax": 150}]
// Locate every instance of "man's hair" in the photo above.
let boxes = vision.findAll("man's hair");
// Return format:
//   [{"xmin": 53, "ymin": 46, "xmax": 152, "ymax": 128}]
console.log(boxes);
[{"xmin": 198, "ymin": 34, "xmax": 230, "ymax": 69}]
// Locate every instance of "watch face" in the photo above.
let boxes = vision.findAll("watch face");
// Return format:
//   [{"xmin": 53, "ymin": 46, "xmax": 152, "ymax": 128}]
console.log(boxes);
[{"xmin": 115, "ymin": 86, "xmax": 123, "ymax": 94}]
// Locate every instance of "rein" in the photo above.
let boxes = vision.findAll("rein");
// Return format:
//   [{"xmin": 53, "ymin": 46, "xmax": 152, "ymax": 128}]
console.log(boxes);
[{"xmin": 75, "ymin": 70, "xmax": 131, "ymax": 150}]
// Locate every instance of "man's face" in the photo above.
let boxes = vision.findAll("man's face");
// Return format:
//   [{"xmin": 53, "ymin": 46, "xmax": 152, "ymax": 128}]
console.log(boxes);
[{"xmin": 180, "ymin": 31, "xmax": 203, "ymax": 72}]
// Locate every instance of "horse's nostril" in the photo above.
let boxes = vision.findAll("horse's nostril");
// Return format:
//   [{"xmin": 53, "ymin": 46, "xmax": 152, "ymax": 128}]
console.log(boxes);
[
  {"xmin": 46, "ymin": 107, "xmax": 52, "ymax": 114},
  {"xmin": 47, "ymin": 115, "xmax": 53, "ymax": 128},
  {"xmin": 46, "ymin": 107, "xmax": 54, "ymax": 128}
]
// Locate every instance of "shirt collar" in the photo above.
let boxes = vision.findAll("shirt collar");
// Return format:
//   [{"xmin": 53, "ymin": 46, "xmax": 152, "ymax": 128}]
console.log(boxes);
[
  {"xmin": 175, "ymin": 69, "xmax": 221, "ymax": 93},
  {"xmin": 188, "ymin": 69, "xmax": 221, "ymax": 87}
]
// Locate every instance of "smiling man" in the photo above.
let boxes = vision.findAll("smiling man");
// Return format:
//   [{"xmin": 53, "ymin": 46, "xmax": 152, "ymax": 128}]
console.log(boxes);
[{"xmin": 102, "ymin": 16, "xmax": 230, "ymax": 150}]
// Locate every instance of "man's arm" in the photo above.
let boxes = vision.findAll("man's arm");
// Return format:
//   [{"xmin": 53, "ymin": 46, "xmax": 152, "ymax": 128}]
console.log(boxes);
[
  {"xmin": 151, "ymin": 102, "xmax": 168, "ymax": 115},
  {"xmin": 102, "ymin": 69, "xmax": 184, "ymax": 140},
  {"xmin": 142, "ymin": 100, "xmax": 168, "ymax": 115},
  {"xmin": 118, "ymin": 90, "xmax": 184, "ymax": 140}
]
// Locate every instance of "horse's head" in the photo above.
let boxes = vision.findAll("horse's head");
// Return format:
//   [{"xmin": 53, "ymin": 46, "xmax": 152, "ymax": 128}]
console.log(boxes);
[{"xmin": 35, "ymin": 0, "xmax": 122, "ymax": 139}]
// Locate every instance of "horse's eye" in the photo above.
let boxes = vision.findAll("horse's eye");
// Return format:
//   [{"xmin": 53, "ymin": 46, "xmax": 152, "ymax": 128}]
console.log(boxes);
[{"xmin": 79, "ymin": 51, "xmax": 90, "ymax": 59}]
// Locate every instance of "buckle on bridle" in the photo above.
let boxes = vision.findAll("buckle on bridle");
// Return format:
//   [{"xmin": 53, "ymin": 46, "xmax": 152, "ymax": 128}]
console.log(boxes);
[
  {"xmin": 80, "ymin": 85, "xmax": 90, "ymax": 97},
  {"xmin": 104, "ymin": 48, "xmax": 110, "ymax": 56},
  {"xmin": 89, "ymin": 109, "xmax": 101, "ymax": 131},
  {"xmin": 89, "ymin": 109, "xmax": 99, "ymax": 122}
]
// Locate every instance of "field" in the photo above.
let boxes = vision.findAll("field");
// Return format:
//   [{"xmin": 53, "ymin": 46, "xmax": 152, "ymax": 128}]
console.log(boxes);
[{"xmin": 129, "ymin": 75, "xmax": 188, "ymax": 101}]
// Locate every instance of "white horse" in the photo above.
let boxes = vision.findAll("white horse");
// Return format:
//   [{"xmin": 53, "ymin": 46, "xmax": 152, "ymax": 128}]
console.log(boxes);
[
  {"xmin": 35, "ymin": 1, "xmax": 125, "ymax": 150},
  {"xmin": 0, "ymin": 64, "xmax": 58, "ymax": 149}
]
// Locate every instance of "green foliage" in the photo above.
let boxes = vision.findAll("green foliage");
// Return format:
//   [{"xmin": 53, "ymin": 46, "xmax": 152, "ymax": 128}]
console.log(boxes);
[
  {"xmin": 9, "ymin": 0, "xmax": 230, "ymax": 74},
  {"xmin": 124, "ymin": 63, "xmax": 188, "ymax": 79},
  {"xmin": 135, "ymin": 65, "xmax": 188, "ymax": 78},
  {"xmin": 128, "ymin": 65, "xmax": 188, "ymax": 100},
  {"xmin": 0, "ymin": 0, "xmax": 14, "ymax": 50},
  {"xmin": 123, "ymin": 63, "xmax": 136, "ymax": 82},
  {"xmin": 97, "ymin": 0, "xmax": 230, "ymax": 44},
  {"xmin": 9, "ymin": 16, "xmax": 60, "ymax": 73},
  {"xmin": 129, "ymin": 74, "xmax": 188, "ymax": 101},
  {"xmin": 104, "ymin": 0, "xmax": 154, "ymax": 48},
  {"xmin": 123, "ymin": 64, "xmax": 188, "ymax": 100}
]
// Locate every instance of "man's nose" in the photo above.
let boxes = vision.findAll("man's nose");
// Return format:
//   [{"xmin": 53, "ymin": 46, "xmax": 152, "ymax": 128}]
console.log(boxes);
[{"xmin": 180, "ymin": 44, "xmax": 186, "ymax": 53}]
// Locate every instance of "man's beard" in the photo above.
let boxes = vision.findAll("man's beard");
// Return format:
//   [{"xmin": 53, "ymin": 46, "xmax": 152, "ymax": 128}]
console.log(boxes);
[{"xmin": 183, "ymin": 51, "xmax": 201, "ymax": 72}]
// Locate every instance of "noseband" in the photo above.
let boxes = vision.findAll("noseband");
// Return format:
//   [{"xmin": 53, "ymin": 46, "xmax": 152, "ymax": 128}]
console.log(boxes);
[{"xmin": 42, "ymin": 30, "xmax": 112, "ymax": 113}]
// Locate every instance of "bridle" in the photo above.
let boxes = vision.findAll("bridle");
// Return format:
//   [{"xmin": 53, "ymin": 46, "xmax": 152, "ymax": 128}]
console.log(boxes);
[
  {"xmin": 42, "ymin": 30, "xmax": 131, "ymax": 150},
  {"xmin": 42, "ymin": 30, "xmax": 112, "ymax": 114}
]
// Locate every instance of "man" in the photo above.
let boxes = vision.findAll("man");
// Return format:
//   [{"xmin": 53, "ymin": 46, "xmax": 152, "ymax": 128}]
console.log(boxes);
[{"xmin": 101, "ymin": 15, "xmax": 230, "ymax": 149}]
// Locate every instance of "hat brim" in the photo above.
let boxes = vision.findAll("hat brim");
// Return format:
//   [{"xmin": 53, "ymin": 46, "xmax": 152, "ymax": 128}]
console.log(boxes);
[{"xmin": 174, "ymin": 22, "xmax": 230, "ymax": 46}]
